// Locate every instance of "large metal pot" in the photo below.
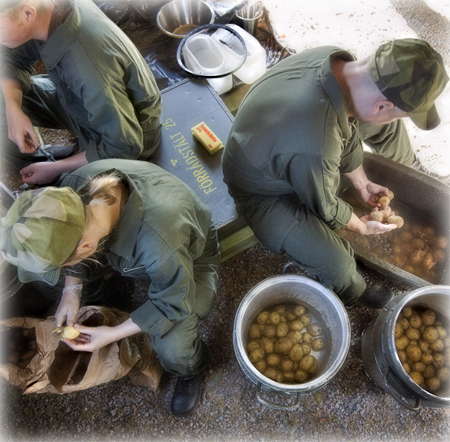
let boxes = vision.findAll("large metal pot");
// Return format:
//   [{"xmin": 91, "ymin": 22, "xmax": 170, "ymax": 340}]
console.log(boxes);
[
  {"xmin": 362, "ymin": 286, "xmax": 450, "ymax": 411},
  {"xmin": 233, "ymin": 275, "xmax": 351, "ymax": 410}
]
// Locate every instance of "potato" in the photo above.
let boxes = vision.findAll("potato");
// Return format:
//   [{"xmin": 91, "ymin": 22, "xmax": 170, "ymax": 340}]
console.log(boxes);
[
  {"xmin": 249, "ymin": 348, "xmax": 265, "ymax": 363},
  {"xmin": 423, "ymin": 365, "xmax": 436, "ymax": 379},
  {"xmin": 369, "ymin": 211, "xmax": 384, "ymax": 223},
  {"xmin": 263, "ymin": 367, "xmax": 279, "ymax": 381},
  {"xmin": 421, "ymin": 310, "xmax": 436, "ymax": 326},
  {"xmin": 402, "ymin": 363, "xmax": 411, "ymax": 374},
  {"xmin": 269, "ymin": 312, "xmax": 281, "ymax": 325},
  {"xmin": 378, "ymin": 196, "xmax": 391, "ymax": 206},
  {"xmin": 387, "ymin": 215, "xmax": 404, "ymax": 229},
  {"xmin": 412, "ymin": 361, "xmax": 426, "ymax": 373},
  {"xmin": 276, "ymin": 322, "xmax": 289, "ymax": 338},
  {"xmin": 419, "ymin": 340, "xmax": 430, "ymax": 353},
  {"xmin": 256, "ymin": 311, "xmax": 270, "ymax": 325},
  {"xmin": 283, "ymin": 371, "xmax": 296, "ymax": 383},
  {"xmin": 266, "ymin": 353, "xmax": 281, "ymax": 367},
  {"xmin": 302, "ymin": 332, "xmax": 313, "ymax": 344},
  {"xmin": 409, "ymin": 315, "xmax": 423, "ymax": 329},
  {"xmin": 433, "ymin": 353, "xmax": 445, "ymax": 368},
  {"xmin": 280, "ymin": 358, "xmax": 295, "ymax": 372},
  {"xmin": 260, "ymin": 336, "xmax": 275, "ymax": 354},
  {"xmin": 437, "ymin": 367, "xmax": 450, "ymax": 382},
  {"xmin": 406, "ymin": 344, "xmax": 422, "ymax": 362},
  {"xmin": 426, "ymin": 377, "xmax": 441, "ymax": 392},
  {"xmin": 285, "ymin": 311, "xmax": 297, "ymax": 322},
  {"xmin": 434, "ymin": 249, "xmax": 446, "ymax": 264},
  {"xmin": 422, "ymin": 252, "xmax": 437, "ymax": 271},
  {"xmin": 300, "ymin": 314, "xmax": 311, "ymax": 327},
  {"xmin": 430, "ymin": 339, "xmax": 444, "ymax": 352},
  {"xmin": 394, "ymin": 323, "xmax": 404, "ymax": 339},
  {"xmin": 288, "ymin": 344, "xmax": 304, "ymax": 362},
  {"xmin": 311, "ymin": 338, "xmax": 325, "ymax": 351},
  {"xmin": 286, "ymin": 330, "xmax": 303, "ymax": 344},
  {"xmin": 293, "ymin": 305, "xmax": 306, "ymax": 316},
  {"xmin": 272, "ymin": 305, "xmax": 286, "ymax": 314},
  {"xmin": 402, "ymin": 307, "xmax": 413, "ymax": 318},
  {"xmin": 436, "ymin": 325, "xmax": 447, "ymax": 339},
  {"xmin": 299, "ymin": 355, "xmax": 318, "ymax": 374},
  {"xmin": 397, "ymin": 350, "xmax": 407, "ymax": 363},
  {"xmin": 395, "ymin": 335, "xmax": 410, "ymax": 351},
  {"xmin": 435, "ymin": 236, "xmax": 448, "ymax": 250},
  {"xmin": 423, "ymin": 327, "xmax": 439, "ymax": 343},
  {"xmin": 249, "ymin": 324, "xmax": 261, "ymax": 339},
  {"xmin": 421, "ymin": 352, "xmax": 434, "ymax": 366},
  {"xmin": 289, "ymin": 320, "xmax": 304, "ymax": 331},
  {"xmin": 301, "ymin": 343, "xmax": 311, "ymax": 355},
  {"xmin": 409, "ymin": 371, "xmax": 425, "ymax": 388},
  {"xmin": 263, "ymin": 325, "xmax": 277, "ymax": 339},
  {"xmin": 307, "ymin": 323, "xmax": 323, "ymax": 337},
  {"xmin": 294, "ymin": 369, "xmax": 309, "ymax": 383},
  {"xmin": 254, "ymin": 360, "xmax": 266, "ymax": 373},
  {"xmin": 397, "ymin": 317, "xmax": 410, "ymax": 330},
  {"xmin": 275, "ymin": 337, "xmax": 294, "ymax": 355},
  {"xmin": 247, "ymin": 341, "xmax": 261, "ymax": 352},
  {"xmin": 444, "ymin": 348, "xmax": 450, "ymax": 366},
  {"xmin": 406, "ymin": 328, "xmax": 421, "ymax": 341}
]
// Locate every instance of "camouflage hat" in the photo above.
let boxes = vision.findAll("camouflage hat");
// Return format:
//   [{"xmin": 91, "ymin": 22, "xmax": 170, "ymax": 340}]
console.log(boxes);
[
  {"xmin": 0, "ymin": 0, "xmax": 23, "ymax": 13},
  {"xmin": 369, "ymin": 38, "xmax": 449, "ymax": 130},
  {"xmin": 0, "ymin": 187, "xmax": 85, "ymax": 285}
]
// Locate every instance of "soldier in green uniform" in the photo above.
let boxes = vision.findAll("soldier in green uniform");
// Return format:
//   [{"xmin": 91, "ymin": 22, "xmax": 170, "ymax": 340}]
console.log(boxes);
[
  {"xmin": 0, "ymin": 159, "xmax": 220, "ymax": 416},
  {"xmin": 222, "ymin": 39, "xmax": 448, "ymax": 308},
  {"xmin": 0, "ymin": 0, "xmax": 162, "ymax": 185}
]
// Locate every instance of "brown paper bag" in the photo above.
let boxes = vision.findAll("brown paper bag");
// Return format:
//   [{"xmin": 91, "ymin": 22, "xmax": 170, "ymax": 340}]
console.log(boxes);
[{"xmin": 0, "ymin": 306, "xmax": 163, "ymax": 394}]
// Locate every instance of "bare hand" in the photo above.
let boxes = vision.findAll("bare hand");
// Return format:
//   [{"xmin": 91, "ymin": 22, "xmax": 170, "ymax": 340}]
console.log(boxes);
[
  {"xmin": 360, "ymin": 215, "xmax": 398, "ymax": 235},
  {"xmin": 61, "ymin": 325, "xmax": 117, "ymax": 353},
  {"xmin": 356, "ymin": 181, "xmax": 390, "ymax": 208},
  {"xmin": 20, "ymin": 161, "xmax": 61, "ymax": 184},
  {"xmin": 5, "ymin": 106, "xmax": 38, "ymax": 154}
]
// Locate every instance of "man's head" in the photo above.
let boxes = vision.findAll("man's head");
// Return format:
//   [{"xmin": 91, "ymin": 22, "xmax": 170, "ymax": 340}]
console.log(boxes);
[
  {"xmin": 369, "ymin": 38, "xmax": 449, "ymax": 130},
  {"xmin": 0, "ymin": 0, "xmax": 51, "ymax": 48},
  {"xmin": 0, "ymin": 187, "xmax": 85, "ymax": 285}
]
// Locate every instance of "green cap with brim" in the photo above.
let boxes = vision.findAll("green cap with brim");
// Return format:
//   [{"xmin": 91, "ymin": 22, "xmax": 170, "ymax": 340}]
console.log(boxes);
[
  {"xmin": 0, "ymin": 187, "xmax": 85, "ymax": 286},
  {"xmin": 0, "ymin": 0, "xmax": 23, "ymax": 13},
  {"xmin": 369, "ymin": 38, "xmax": 449, "ymax": 130}
]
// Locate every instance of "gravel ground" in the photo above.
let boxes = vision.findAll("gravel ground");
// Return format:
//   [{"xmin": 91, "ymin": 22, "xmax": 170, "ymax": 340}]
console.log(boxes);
[{"xmin": 1, "ymin": 1, "xmax": 450, "ymax": 441}]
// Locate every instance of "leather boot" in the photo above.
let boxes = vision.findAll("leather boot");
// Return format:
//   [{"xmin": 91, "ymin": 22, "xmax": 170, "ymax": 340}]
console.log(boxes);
[
  {"xmin": 171, "ymin": 373, "xmax": 203, "ymax": 417},
  {"xmin": 359, "ymin": 283, "xmax": 394, "ymax": 309}
]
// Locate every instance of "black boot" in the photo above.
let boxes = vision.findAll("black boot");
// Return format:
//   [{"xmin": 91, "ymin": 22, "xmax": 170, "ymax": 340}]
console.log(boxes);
[
  {"xmin": 171, "ymin": 373, "xmax": 203, "ymax": 417},
  {"xmin": 359, "ymin": 283, "xmax": 394, "ymax": 309}
]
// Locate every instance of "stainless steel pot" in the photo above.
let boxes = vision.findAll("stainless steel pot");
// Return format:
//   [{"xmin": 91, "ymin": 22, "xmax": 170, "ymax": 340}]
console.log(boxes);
[
  {"xmin": 362, "ymin": 285, "xmax": 450, "ymax": 411},
  {"xmin": 233, "ymin": 275, "xmax": 351, "ymax": 410}
]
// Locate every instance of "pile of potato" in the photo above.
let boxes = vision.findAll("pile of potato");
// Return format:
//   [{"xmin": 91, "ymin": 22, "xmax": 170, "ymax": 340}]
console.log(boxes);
[
  {"xmin": 390, "ymin": 225, "xmax": 448, "ymax": 283},
  {"xmin": 394, "ymin": 306, "xmax": 450, "ymax": 394},
  {"xmin": 369, "ymin": 191, "xmax": 404, "ymax": 228},
  {"xmin": 0, "ymin": 327, "xmax": 38, "ymax": 369},
  {"xmin": 246, "ymin": 303, "xmax": 326, "ymax": 384}
]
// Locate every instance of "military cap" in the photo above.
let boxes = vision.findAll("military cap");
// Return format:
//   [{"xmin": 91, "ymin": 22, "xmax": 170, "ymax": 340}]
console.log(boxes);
[
  {"xmin": 369, "ymin": 38, "xmax": 449, "ymax": 130},
  {"xmin": 0, "ymin": 0, "xmax": 23, "ymax": 12},
  {"xmin": 0, "ymin": 187, "xmax": 85, "ymax": 285}
]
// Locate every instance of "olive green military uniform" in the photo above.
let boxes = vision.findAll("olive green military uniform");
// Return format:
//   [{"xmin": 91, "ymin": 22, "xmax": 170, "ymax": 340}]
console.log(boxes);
[
  {"xmin": 222, "ymin": 46, "xmax": 414, "ymax": 303},
  {"xmin": 0, "ymin": 0, "xmax": 161, "ymax": 168}
]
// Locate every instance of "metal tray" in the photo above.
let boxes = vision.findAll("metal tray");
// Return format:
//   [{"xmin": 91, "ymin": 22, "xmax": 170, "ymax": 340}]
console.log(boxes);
[{"xmin": 338, "ymin": 153, "xmax": 450, "ymax": 288}]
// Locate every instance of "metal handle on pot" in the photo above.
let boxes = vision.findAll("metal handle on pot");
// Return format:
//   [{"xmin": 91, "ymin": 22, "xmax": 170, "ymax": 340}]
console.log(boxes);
[
  {"xmin": 384, "ymin": 369, "xmax": 421, "ymax": 412},
  {"xmin": 256, "ymin": 383, "xmax": 301, "ymax": 410}
]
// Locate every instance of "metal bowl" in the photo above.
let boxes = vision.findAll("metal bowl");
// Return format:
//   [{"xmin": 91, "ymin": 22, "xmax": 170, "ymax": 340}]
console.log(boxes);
[
  {"xmin": 156, "ymin": 0, "xmax": 215, "ymax": 39},
  {"xmin": 233, "ymin": 275, "xmax": 351, "ymax": 409}
]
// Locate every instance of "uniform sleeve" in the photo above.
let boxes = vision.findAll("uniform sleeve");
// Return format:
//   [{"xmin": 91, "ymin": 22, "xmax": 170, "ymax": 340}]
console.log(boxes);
[
  {"xmin": 80, "ymin": 79, "xmax": 161, "ymax": 162},
  {"xmin": 130, "ymin": 241, "xmax": 198, "ymax": 337},
  {"xmin": 0, "ymin": 44, "xmax": 38, "ymax": 93},
  {"xmin": 283, "ymin": 153, "xmax": 353, "ymax": 230}
]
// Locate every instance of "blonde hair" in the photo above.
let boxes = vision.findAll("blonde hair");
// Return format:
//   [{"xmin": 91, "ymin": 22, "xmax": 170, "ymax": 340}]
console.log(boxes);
[{"xmin": 62, "ymin": 172, "xmax": 125, "ymax": 267}]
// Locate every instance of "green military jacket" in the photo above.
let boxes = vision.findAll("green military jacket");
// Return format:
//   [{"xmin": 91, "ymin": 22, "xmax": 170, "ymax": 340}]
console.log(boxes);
[
  {"xmin": 223, "ymin": 46, "xmax": 409, "ymax": 233},
  {"xmin": 1, "ymin": 0, "xmax": 161, "ymax": 161},
  {"xmin": 61, "ymin": 159, "xmax": 219, "ymax": 336}
]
